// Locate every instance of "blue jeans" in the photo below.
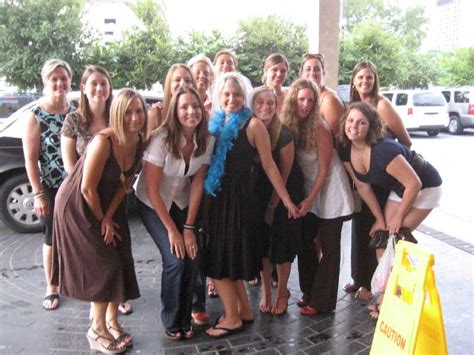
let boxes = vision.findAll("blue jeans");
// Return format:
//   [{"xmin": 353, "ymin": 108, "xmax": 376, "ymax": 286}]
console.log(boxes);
[
  {"xmin": 137, "ymin": 199, "xmax": 199, "ymax": 330},
  {"xmin": 192, "ymin": 231, "xmax": 207, "ymax": 313}
]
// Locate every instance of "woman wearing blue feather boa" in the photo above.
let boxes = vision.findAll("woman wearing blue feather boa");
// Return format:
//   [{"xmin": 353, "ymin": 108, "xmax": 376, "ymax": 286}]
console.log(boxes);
[{"xmin": 203, "ymin": 73, "xmax": 298, "ymax": 338}]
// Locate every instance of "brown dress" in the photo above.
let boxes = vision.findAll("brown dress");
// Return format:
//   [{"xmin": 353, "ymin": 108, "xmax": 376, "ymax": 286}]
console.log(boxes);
[{"xmin": 51, "ymin": 133, "xmax": 142, "ymax": 303}]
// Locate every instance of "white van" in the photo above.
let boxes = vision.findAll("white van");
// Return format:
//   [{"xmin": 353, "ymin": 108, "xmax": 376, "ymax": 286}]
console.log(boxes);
[{"xmin": 382, "ymin": 90, "xmax": 449, "ymax": 137}]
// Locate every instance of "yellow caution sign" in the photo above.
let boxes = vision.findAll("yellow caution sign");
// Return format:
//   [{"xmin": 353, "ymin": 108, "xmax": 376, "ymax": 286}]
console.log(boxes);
[{"xmin": 371, "ymin": 241, "xmax": 448, "ymax": 355}]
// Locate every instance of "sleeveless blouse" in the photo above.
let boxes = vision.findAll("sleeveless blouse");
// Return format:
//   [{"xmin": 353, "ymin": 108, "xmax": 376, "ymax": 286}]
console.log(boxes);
[
  {"xmin": 34, "ymin": 104, "xmax": 75, "ymax": 189},
  {"xmin": 297, "ymin": 147, "xmax": 354, "ymax": 219}
]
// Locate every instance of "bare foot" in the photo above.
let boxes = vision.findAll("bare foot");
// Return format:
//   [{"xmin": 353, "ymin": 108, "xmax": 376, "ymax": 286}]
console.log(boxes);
[
  {"xmin": 259, "ymin": 293, "xmax": 272, "ymax": 314},
  {"xmin": 271, "ymin": 290, "xmax": 290, "ymax": 316}
]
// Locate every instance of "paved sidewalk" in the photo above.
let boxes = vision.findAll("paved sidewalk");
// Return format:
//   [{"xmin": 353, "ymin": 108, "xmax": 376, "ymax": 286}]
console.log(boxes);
[{"xmin": 0, "ymin": 218, "xmax": 472, "ymax": 354}]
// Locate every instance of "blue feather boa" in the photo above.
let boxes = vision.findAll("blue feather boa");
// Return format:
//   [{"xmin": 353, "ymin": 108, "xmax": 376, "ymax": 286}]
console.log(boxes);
[{"xmin": 204, "ymin": 107, "xmax": 252, "ymax": 196}]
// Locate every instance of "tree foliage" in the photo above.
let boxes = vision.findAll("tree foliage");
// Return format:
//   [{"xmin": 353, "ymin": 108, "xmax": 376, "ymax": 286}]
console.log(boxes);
[
  {"xmin": 340, "ymin": 20, "xmax": 402, "ymax": 87},
  {"xmin": 107, "ymin": 0, "xmax": 175, "ymax": 89},
  {"xmin": 340, "ymin": 0, "xmax": 430, "ymax": 88},
  {"xmin": 233, "ymin": 15, "xmax": 308, "ymax": 86},
  {"xmin": 437, "ymin": 47, "xmax": 474, "ymax": 86},
  {"xmin": 0, "ymin": 0, "xmax": 90, "ymax": 91},
  {"xmin": 173, "ymin": 30, "xmax": 230, "ymax": 65}
]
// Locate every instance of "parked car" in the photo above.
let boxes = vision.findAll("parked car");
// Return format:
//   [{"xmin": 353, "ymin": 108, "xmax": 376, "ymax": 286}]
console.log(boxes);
[
  {"xmin": 337, "ymin": 84, "xmax": 350, "ymax": 105},
  {"xmin": 0, "ymin": 93, "xmax": 38, "ymax": 122},
  {"xmin": 0, "ymin": 90, "xmax": 162, "ymax": 233},
  {"xmin": 382, "ymin": 90, "xmax": 449, "ymax": 137},
  {"xmin": 438, "ymin": 87, "xmax": 474, "ymax": 134}
]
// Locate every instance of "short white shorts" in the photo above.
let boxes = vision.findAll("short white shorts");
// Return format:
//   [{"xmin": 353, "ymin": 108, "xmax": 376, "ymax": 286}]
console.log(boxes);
[{"xmin": 388, "ymin": 186, "xmax": 442, "ymax": 209}]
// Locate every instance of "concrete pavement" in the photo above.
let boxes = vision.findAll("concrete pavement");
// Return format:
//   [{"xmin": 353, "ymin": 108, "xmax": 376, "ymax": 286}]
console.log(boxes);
[{"xmin": 0, "ymin": 216, "xmax": 473, "ymax": 354}]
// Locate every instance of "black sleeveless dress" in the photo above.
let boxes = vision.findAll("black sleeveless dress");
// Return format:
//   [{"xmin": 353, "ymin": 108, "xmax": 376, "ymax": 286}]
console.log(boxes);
[
  {"xmin": 204, "ymin": 120, "xmax": 260, "ymax": 281},
  {"xmin": 51, "ymin": 134, "xmax": 142, "ymax": 303},
  {"xmin": 250, "ymin": 126, "xmax": 304, "ymax": 264}
]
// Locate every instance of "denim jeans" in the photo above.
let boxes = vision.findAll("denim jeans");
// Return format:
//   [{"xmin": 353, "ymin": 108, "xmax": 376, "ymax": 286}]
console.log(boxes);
[
  {"xmin": 192, "ymin": 231, "xmax": 207, "ymax": 313},
  {"xmin": 137, "ymin": 199, "xmax": 199, "ymax": 330}
]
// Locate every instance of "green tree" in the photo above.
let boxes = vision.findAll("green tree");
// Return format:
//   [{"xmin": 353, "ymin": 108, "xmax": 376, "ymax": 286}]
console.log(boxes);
[
  {"xmin": 93, "ymin": 0, "xmax": 175, "ymax": 89},
  {"xmin": 438, "ymin": 47, "xmax": 474, "ymax": 86},
  {"xmin": 233, "ymin": 15, "xmax": 308, "ymax": 86},
  {"xmin": 339, "ymin": 20, "xmax": 403, "ymax": 87},
  {"xmin": 340, "ymin": 0, "xmax": 431, "ymax": 88},
  {"xmin": 0, "ymin": 0, "xmax": 90, "ymax": 91},
  {"xmin": 173, "ymin": 30, "xmax": 229, "ymax": 65}
]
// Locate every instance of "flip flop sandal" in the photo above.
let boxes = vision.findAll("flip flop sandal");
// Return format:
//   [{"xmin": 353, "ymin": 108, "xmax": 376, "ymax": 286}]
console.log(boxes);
[
  {"xmin": 259, "ymin": 299, "xmax": 272, "ymax": 314},
  {"xmin": 206, "ymin": 324, "xmax": 246, "ymax": 338},
  {"xmin": 355, "ymin": 287, "xmax": 373, "ymax": 301},
  {"xmin": 248, "ymin": 277, "xmax": 261, "ymax": 286},
  {"xmin": 369, "ymin": 304, "xmax": 380, "ymax": 320},
  {"xmin": 43, "ymin": 294, "xmax": 59, "ymax": 310},
  {"xmin": 118, "ymin": 302, "xmax": 133, "ymax": 315},
  {"xmin": 343, "ymin": 282, "xmax": 360, "ymax": 293},
  {"xmin": 367, "ymin": 301, "xmax": 380, "ymax": 313},
  {"xmin": 271, "ymin": 290, "xmax": 290, "ymax": 316}
]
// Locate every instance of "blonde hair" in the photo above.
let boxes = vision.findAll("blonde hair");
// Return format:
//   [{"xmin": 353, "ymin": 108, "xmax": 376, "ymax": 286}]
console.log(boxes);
[
  {"xmin": 261, "ymin": 53, "xmax": 289, "ymax": 85},
  {"xmin": 252, "ymin": 86, "xmax": 281, "ymax": 151},
  {"xmin": 188, "ymin": 54, "xmax": 214, "ymax": 78},
  {"xmin": 281, "ymin": 78, "xmax": 321, "ymax": 152},
  {"xmin": 212, "ymin": 72, "xmax": 254, "ymax": 114},
  {"xmin": 41, "ymin": 59, "xmax": 72, "ymax": 83},
  {"xmin": 110, "ymin": 89, "xmax": 148, "ymax": 145}
]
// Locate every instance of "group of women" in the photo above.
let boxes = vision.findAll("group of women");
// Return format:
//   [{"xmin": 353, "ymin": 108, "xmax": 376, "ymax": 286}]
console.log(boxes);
[{"xmin": 24, "ymin": 51, "xmax": 441, "ymax": 353}]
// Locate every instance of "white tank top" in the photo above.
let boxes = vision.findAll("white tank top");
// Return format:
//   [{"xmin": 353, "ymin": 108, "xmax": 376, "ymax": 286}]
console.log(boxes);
[{"xmin": 297, "ymin": 148, "xmax": 354, "ymax": 219}]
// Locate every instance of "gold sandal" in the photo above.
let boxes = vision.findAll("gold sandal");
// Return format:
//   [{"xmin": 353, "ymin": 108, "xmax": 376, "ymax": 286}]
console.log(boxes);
[
  {"xmin": 87, "ymin": 327, "xmax": 125, "ymax": 354},
  {"xmin": 107, "ymin": 322, "xmax": 133, "ymax": 347}
]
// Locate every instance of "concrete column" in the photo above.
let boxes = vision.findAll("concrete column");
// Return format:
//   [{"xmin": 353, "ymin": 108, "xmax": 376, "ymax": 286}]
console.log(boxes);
[{"xmin": 308, "ymin": 0, "xmax": 341, "ymax": 90}]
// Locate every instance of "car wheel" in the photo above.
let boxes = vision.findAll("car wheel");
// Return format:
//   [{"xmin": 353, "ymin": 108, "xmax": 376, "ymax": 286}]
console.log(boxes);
[
  {"xmin": 448, "ymin": 115, "xmax": 463, "ymax": 135},
  {"xmin": 427, "ymin": 130, "xmax": 439, "ymax": 137},
  {"xmin": 0, "ymin": 174, "xmax": 42, "ymax": 233}
]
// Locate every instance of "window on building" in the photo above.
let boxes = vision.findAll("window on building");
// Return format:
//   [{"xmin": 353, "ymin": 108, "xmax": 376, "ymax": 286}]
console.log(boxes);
[
  {"xmin": 104, "ymin": 18, "xmax": 116, "ymax": 24},
  {"xmin": 105, "ymin": 31, "xmax": 114, "ymax": 36}
]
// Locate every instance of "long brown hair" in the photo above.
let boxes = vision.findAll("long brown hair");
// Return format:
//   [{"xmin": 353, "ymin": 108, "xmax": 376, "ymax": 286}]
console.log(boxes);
[
  {"xmin": 340, "ymin": 102, "xmax": 385, "ymax": 148},
  {"xmin": 79, "ymin": 65, "xmax": 113, "ymax": 127},
  {"xmin": 252, "ymin": 86, "xmax": 281, "ymax": 151},
  {"xmin": 349, "ymin": 60, "xmax": 380, "ymax": 105},
  {"xmin": 161, "ymin": 87, "xmax": 209, "ymax": 159},
  {"xmin": 281, "ymin": 78, "xmax": 321, "ymax": 152}
]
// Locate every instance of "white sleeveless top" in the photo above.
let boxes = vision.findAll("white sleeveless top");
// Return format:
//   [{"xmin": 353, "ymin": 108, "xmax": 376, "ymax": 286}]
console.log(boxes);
[{"xmin": 297, "ymin": 147, "xmax": 354, "ymax": 219}]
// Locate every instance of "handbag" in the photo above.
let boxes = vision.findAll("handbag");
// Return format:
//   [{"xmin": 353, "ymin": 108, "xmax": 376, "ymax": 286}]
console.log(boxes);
[{"xmin": 369, "ymin": 228, "xmax": 417, "ymax": 249}]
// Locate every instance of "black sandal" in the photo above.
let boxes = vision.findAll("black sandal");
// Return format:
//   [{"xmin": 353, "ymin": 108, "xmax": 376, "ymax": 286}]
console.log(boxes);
[
  {"xmin": 164, "ymin": 328, "xmax": 182, "ymax": 341},
  {"xmin": 42, "ymin": 294, "xmax": 59, "ymax": 310},
  {"xmin": 181, "ymin": 326, "xmax": 194, "ymax": 339}
]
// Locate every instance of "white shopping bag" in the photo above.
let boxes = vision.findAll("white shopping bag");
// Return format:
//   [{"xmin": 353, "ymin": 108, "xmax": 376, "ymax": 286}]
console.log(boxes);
[{"xmin": 371, "ymin": 235, "xmax": 396, "ymax": 295}]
